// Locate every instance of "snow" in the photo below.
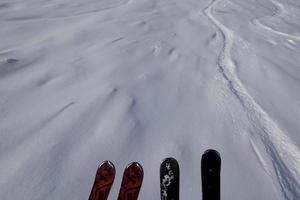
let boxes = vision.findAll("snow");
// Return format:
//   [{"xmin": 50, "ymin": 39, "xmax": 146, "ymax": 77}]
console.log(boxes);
[{"xmin": 0, "ymin": 0, "xmax": 300, "ymax": 199}]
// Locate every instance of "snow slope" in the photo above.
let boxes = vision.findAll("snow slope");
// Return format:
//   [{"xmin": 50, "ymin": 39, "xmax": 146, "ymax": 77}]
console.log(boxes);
[{"xmin": 0, "ymin": 0, "xmax": 300, "ymax": 199}]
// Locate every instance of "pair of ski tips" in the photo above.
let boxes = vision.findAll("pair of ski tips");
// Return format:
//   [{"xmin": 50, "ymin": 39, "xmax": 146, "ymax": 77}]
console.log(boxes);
[
  {"xmin": 88, "ymin": 161, "xmax": 143, "ymax": 200},
  {"xmin": 160, "ymin": 149, "xmax": 221, "ymax": 200},
  {"xmin": 88, "ymin": 149, "xmax": 221, "ymax": 200}
]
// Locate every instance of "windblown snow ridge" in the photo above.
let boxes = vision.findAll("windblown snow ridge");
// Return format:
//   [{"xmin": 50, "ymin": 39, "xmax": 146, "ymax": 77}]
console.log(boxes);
[
  {"xmin": 203, "ymin": 0, "xmax": 300, "ymax": 199},
  {"xmin": 0, "ymin": 0, "xmax": 130, "ymax": 22}
]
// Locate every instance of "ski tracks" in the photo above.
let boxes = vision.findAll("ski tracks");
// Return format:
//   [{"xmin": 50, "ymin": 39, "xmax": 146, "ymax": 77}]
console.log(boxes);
[
  {"xmin": 203, "ymin": 0, "xmax": 300, "ymax": 199},
  {"xmin": 252, "ymin": 0, "xmax": 300, "ymax": 41},
  {"xmin": 253, "ymin": 18, "xmax": 300, "ymax": 41}
]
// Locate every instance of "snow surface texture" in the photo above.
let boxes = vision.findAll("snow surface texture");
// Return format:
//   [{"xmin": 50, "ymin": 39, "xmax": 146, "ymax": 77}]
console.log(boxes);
[{"xmin": 0, "ymin": 0, "xmax": 300, "ymax": 199}]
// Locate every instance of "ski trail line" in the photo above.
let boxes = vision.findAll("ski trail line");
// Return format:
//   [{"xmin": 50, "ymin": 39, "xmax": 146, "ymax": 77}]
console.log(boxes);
[
  {"xmin": 252, "ymin": 19, "xmax": 300, "ymax": 41},
  {"xmin": 252, "ymin": 0, "xmax": 300, "ymax": 41},
  {"xmin": 203, "ymin": 0, "xmax": 300, "ymax": 199}
]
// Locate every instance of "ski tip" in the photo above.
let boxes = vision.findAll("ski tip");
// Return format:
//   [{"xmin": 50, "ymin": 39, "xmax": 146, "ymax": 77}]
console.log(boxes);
[
  {"xmin": 95, "ymin": 160, "xmax": 116, "ymax": 181},
  {"xmin": 160, "ymin": 157, "xmax": 180, "ymax": 200},
  {"xmin": 126, "ymin": 161, "xmax": 144, "ymax": 172},
  {"xmin": 123, "ymin": 162, "xmax": 144, "ymax": 182},
  {"xmin": 97, "ymin": 160, "xmax": 116, "ymax": 176},
  {"xmin": 160, "ymin": 157, "xmax": 179, "ymax": 170},
  {"xmin": 118, "ymin": 162, "xmax": 144, "ymax": 200},
  {"xmin": 201, "ymin": 149, "xmax": 221, "ymax": 166},
  {"xmin": 203, "ymin": 149, "xmax": 221, "ymax": 158},
  {"xmin": 160, "ymin": 157, "xmax": 180, "ymax": 181},
  {"xmin": 89, "ymin": 161, "xmax": 115, "ymax": 200},
  {"xmin": 98, "ymin": 160, "xmax": 115, "ymax": 169},
  {"xmin": 161, "ymin": 157, "xmax": 179, "ymax": 163}
]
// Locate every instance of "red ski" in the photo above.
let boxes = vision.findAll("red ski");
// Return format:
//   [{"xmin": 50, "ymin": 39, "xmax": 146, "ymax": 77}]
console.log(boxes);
[
  {"xmin": 88, "ymin": 161, "xmax": 116, "ymax": 200},
  {"xmin": 117, "ymin": 162, "xmax": 144, "ymax": 200}
]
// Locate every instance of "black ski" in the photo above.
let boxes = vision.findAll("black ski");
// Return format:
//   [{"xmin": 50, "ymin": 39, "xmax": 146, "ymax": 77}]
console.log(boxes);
[
  {"xmin": 201, "ymin": 149, "xmax": 221, "ymax": 200},
  {"xmin": 160, "ymin": 157, "xmax": 180, "ymax": 200}
]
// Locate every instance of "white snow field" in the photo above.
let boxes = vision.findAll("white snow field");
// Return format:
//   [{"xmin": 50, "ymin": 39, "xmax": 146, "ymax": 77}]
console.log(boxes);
[{"xmin": 0, "ymin": 0, "xmax": 300, "ymax": 199}]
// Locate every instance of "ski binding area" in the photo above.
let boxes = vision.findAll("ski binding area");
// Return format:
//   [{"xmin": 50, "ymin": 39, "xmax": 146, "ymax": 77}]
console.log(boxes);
[{"xmin": 0, "ymin": 0, "xmax": 300, "ymax": 199}]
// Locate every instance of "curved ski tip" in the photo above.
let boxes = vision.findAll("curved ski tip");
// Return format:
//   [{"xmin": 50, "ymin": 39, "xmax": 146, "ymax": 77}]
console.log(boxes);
[
  {"xmin": 160, "ymin": 157, "xmax": 180, "ymax": 171},
  {"xmin": 161, "ymin": 157, "xmax": 178, "ymax": 163},
  {"xmin": 203, "ymin": 149, "xmax": 220, "ymax": 157},
  {"xmin": 99, "ymin": 160, "xmax": 115, "ymax": 169},
  {"xmin": 122, "ymin": 162, "xmax": 144, "ymax": 185},
  {"xmin": 126, "ymin": 161, "xmax": 144, "ymax": 172},
  {"xmin": 202, "ymin": 149, "xmax": 221, "ymax": 164}
]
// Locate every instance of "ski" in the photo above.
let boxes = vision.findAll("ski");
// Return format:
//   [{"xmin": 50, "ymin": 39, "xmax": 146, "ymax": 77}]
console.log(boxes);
[
  {"xmin": 117, "ymin": 162, "xmax": 144, "ymax": 200},
  {"xmin": 201, "ymin": 149, "xmax": 221, "ymax": 200},
  {"xmin": 88, "ymin": 160, "xmax": 116, "ymax": 200},
  {"xmin": 160, "ymin": 157, "xmax": 180, "ymax": 200}
]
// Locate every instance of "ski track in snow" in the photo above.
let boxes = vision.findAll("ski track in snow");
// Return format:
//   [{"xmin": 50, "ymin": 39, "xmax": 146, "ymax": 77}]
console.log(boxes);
[
  {"xmin": 0, "ymin": 0, "xmax": 300, "ymax": 199},
  {"xmin": 253, "ymin": 18, "xmax": 300, "ymax": 41},
  {"xmin": 251, "ymin": 0, "xmax": 300, "ymax": 41},
  {"xmin": 204, "ymin": 0, "xmax": 300, "ymax": 199}
]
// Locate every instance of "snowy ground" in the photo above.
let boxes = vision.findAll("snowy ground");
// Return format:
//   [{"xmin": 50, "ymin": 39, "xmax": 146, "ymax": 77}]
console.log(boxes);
[{"xmin": 1, "ymin": 0, "xmax": 300, "ymax": 199}]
